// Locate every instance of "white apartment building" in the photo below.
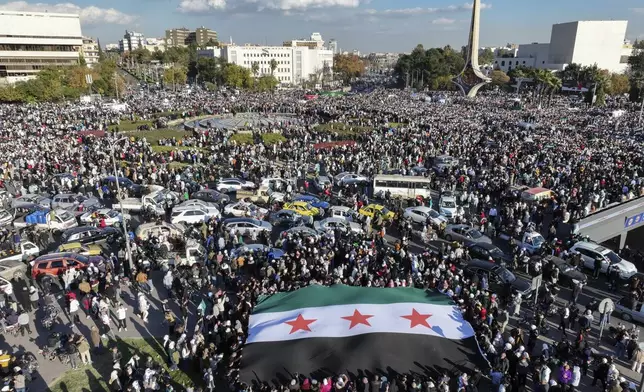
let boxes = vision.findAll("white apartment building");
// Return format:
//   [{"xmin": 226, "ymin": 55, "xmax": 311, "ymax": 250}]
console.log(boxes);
[
  {"xmin": 119, "ymin": 30, "xmax": 145, "ymax": 53},
  {"xmin": 143, "ymin": 38, "xmax": 166, "ymax": 53},
  {"xmin": 81, "ymin": 37, "xmax": 100, "ymax": 67},
  {"xmin": 222, "ymin": 44, "xmax": 333, "ymax": 85},
  {"xmin": 0, "ymin": 10, "xmax": 83, "ymax": 83},
  {"xmin": 493, "ymin": 20, "xmax": 630, "ymax": 73}
]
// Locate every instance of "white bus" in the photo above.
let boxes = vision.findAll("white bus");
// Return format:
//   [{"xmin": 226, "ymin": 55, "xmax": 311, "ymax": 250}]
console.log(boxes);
[{"xmin": 373, "ymin": 175, "xmax": 433, "ymax": 199}]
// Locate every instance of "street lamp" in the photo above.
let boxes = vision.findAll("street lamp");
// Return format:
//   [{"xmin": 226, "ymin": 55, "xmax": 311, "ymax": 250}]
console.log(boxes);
[{"xmin": 109, "ymin": 136, "xmax": 134, "ymax": 276}]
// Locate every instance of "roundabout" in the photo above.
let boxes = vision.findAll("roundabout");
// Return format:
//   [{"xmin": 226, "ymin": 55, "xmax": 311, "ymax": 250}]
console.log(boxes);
[{"xmin": 184, "ymin": 112, "xmax": 300, "ymax": 131}]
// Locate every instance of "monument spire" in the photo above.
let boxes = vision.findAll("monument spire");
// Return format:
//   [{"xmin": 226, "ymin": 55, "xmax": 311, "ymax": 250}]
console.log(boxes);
[{"xmin": 453, "ymin": 0, "xmax": 491, "ymax": 98}]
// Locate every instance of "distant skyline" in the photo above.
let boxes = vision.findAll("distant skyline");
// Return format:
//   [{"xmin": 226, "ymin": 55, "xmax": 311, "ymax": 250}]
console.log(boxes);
[{"xmin": 0, "ymin": 0, "xmax": 642, "ymax": 52}]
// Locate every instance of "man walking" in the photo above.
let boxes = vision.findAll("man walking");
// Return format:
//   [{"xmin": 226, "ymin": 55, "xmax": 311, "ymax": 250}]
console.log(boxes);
[
  {"xmin": 559, "ymin": 307, "xmax": 569, "ymax": 335},
  {"xmin": 76, "ymin": 335, "xmax": 92, "ymax": 365},
  {"xmin": 117, "ymin": 303, "xmax": 128, "ymax": 331}
]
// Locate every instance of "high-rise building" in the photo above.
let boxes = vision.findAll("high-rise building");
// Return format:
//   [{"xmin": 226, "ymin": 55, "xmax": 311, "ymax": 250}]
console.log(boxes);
[
  {"xmin": 119, "ymin": 30, "xmax": 145, "ymax": 52},
  {"xmin": 165, "ymin": 27, "xmax": 217, "ymax": 47},
  {"xmin": 327, "ymin": 39, "xmax": 338, "ymax": 54},
  {"xmin": 0, "ymin": 10, "xmax": 83, "ymax": 84},
  {"xmin": 81, "ymin": 37, "xmax": 100, "ymax": 67}
]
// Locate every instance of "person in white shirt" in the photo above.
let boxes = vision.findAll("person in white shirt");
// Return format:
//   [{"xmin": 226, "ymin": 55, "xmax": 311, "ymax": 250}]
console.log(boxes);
[
  {"xmin": 117, "ymin": 303, "xmax": 127, "ymax": 331},
  {"xmin": 69, "ymin": 297, "xmax": 80, "ymax": 324}
]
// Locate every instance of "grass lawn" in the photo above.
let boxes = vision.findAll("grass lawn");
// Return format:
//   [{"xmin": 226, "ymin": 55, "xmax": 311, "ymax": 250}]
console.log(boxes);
[
  {"xmin": 388, "ymin": 122, "xmax": 407, "ymax": 128},
  {"xmin": 48, "ymin": 338, "xmax": 198, "ymax": 392},
  {"xmin": 122, "ymin": 129, "xmax": 193, "ymax": 145},
  {"xmin": 108, "ymin": 119, "xmax": 154, "ymax": 132},
  {"xmin": 261, "ymin": 133, "xmax": 287, "ymax": 145},
  {"xmin": 230, "ymin": 133, "xmax": 254, "ymax": 145},
  {"xmin": 150, "ymin": 145, "xmax": 203, "ymax": 153},
  {"xmin": 314, "ymin": 123, "xmax": 372, "ymax": 139},
  {"xmin": 168, "ymin": 161, "xmax": 193, "ymax": 169}
]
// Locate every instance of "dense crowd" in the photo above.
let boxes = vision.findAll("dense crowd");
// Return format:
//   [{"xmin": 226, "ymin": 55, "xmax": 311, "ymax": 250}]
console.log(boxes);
[{"xmin": 0, "ymin": 86, "xmax": 642, "ymax": 392}]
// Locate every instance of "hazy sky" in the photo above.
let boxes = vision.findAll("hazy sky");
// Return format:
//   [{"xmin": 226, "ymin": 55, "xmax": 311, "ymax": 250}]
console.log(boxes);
[{"xmin": 1, "ymin": 0, "xmax": 642, "ymax": 52}]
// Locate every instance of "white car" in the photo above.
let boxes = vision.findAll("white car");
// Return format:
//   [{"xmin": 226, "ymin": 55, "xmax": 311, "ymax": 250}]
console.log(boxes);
[
  {"xmin": 314, "ymin": 217, "xmax": 364, "ymax": 234},
  {"xmin": 79, "ymin": 209, "xmax": 129, "ymax": 226},
  {"xmin": 0, "ymin": 209, "xmax": 14, "ymax": 226},
  {"xmin": 223, "ymin": 201, "xmax": 268, "ymax": 219},
  {"xmin": 176, "ymin": 200, "xmax": 221, "ymax": 217},
  {"xmin": 439, "ymin": 195, "xmax": 460, "ymax": 221},
  {"xmin": 571, "ymin": 241, "xmax": 638, "ymax": 279},
  {"xmin": 216, "ymin": 178, "xmax": 256, "ymax": 192},
  {"xmin": 171, "ymin": 205, "xmax": 218, "ymax": 225},
  {"xmin": 328, "ymin": 206, "xmax": 358, "ymax": 221},
  {"xmin": 0, "ymin": 276, "xmax": 12, "ymax": 296},
  {"xmin": 403, "ymin": 206, "xmax": 448, "ymax": 227}
]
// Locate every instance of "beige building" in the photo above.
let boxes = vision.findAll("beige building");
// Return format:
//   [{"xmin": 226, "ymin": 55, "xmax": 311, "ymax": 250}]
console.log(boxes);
[
  {"xmin": 283, "ymin": 32, "xmax": 325, "ymax": 50},
  {"xmin": 81, "ymin": 37, "xmax": 100, "ymax": 67},
  {"xmin": 165, "ymin": 27, "xmax": 217, "ymax": 47}
]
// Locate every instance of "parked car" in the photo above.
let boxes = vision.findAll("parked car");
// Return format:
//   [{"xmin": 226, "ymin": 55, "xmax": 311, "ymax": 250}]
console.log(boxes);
[
  {"xmin": 177, "ymin": 200, "xmax": 222, "ymax": 217},
  {"xmin": 334, "ymin": 172, "xmax": 369, "ymax": 186},
  {"xmin": 216, "ymin": 178, "xmax": 256, "ymax": 192},
  {"xmin": 313, "ymin": 176, "xmax": 332, "ymax": 191},
  {"xmin": 615, "ymin": 296, "xmax": 644, "ymax": 323},
  {"xmin": 541, "ymin": 255, "xmax": 588, "ymax": 288},
  {"xmin": 191, "ymin": 189, "xmax": 231, "ymax": 204},
  {"xmin": 280, "ymin": 226, "xmax": 320, "ymax": 241},
  {"xmin": 466, "ymin": 242, "xmax": 512, "ymax": 264},
  {"xmin": 438, "ymin": 193, "xmax": 460, "ymax": 221},
  {"xmin": 230, "ymin": 244, "xmax": 285, "ymax": 260},
  {"xmin": 358, "ymin": 204, "xmax": 395, "ymax": 220},
  {"xmin": 79, "ymin": 208, "xmax": 128, "ymax": 226},
  {"xmin": 461, "ymin": 259, "xmax": 532, "ymax": 298},
  {"xmin": 135, "ymin": 222, "xmax": 186, "ymax": 241},
  {"xmin": 269, "ymin": 209, "xmax": 312, "ymax": 227},
  {"xmin": 223, "ymin": 201, "xmax": 268, "ymax": 219},
  {"xmin": 11, "ymin": 194, "xmax": 52, "ymax": 210},
  {"xmin": 403, "ymin": 206, "xmax": 447, "ymax": 227},
  {"xmin": 171, "ymin": 205, "xmax": 219, "ymax": 225},
  {"xmin": 51, "ymin": 193, "xmax": 100, "ymax": 212},
  {"xmin": 328, "ymin": 206, "xmax": 358, "ymax": 221},
  {"xmin": 293, "ymin": 194, "xmax": 330, "ymax": 210},
  {"xmin": 314, "ymin": 217, "xmax": 364, "ymax": 234},
  {"xmin": 0, "ymin": 209, "xmax": 14, "ymax": 226},
  {"xmin": 222, "ymin": 218, "xmax": 272, "ymax": 236},
  {"xmin": 101, "ymin": 176, "xmax": 143, "ymax": 197},
  {"xmin": 0, "ymin": 259, "xmax": 27, "ymax": 283},
  {"xmin": 56, "ymin": 242, "xmax": 104, "ymax": 256},
  {"xmin": 444, "ymin": 224, "xmax": 492, "ymax": 245},
  {"xmin": 31, "ymin": 253, "xmax": 102, "ymax": 290},
  {"xmin": 570, "ymin": 241, "xmax": 637, "ymax": 279},
  {"xmin": 283, "ymin": 202, "xmax": 322, "ymax": 217}
]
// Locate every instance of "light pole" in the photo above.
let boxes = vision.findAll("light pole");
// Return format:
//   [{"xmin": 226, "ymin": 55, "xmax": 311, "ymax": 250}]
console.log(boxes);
[
  {"xmin": 109, "ymin": 136, "xmax": 134, "ymax": 276},
  {"xmin": 639, "ymin": 89, "xmax": 643, "ymax": 125}
]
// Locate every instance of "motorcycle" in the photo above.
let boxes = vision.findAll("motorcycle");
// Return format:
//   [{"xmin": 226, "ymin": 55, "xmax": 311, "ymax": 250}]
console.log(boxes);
[{"xmin": 41, "ymin": 305, "xmax": 60, "ymax": 330}]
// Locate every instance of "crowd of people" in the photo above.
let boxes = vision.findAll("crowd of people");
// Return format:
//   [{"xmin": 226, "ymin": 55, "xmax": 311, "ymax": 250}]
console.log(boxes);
[{"xmin": 0, "ymin": 85, "xmax": 642, "ymax": 392}]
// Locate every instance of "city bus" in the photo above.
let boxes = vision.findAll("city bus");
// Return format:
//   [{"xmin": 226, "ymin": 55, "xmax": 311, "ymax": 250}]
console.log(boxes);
[{"xmin": 373, "ymin": 175, "xmax": 433, "ymax": 199}]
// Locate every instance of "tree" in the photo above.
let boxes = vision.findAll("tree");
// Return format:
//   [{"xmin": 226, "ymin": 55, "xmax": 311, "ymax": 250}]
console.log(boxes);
[
  {"xmin": 196, "ymin": 57, "xmax": 221, "ymax": 84},
  {"xmin": 78, "ymin": 54, "xmax": 87, "ymax": 67},
  {"xmin": 490, "ymin": 70, "xmax": 510, "ymax": 85},
  {"xmin": 333, "ymin": 54, "xmax": 365, "ymax": 84},
  {"xmin": 163, "ymin": 66, "xmax": 187, "ymax": 90},
  {"xmin": 628, "ymin": 48, "xmax": 644, "ymax": 102},
  {"xmin": 222, "ymin": 63, "xmax": 252, "ymax": 89},
  {"xmin": 256, "ymin": 75, "xmax": 278, "ymax": 92},
  {"xmin": 479, "ymin": 48, "xmax": 495, "ymax": 65},
  {"xmin": 270, "ymin": 59, "xmax": 278, "ymax": 76},
  {"xmin": 607, "ymin": 73, "xmax": 630, "ymax": 95},
  {"xmin": 131, "ymin": 48, "xmax": 152, "ymax": 64},
  {"xmin": 251, "ymin": 61, "xmax": 260, "ymax": 78},
  {"xmin": 558, "ymin": 63, "xmax": 583, "ymax": 86}
]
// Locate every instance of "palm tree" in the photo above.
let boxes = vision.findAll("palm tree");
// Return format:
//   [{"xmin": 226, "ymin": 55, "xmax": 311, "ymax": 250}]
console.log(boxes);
[
  {"xmin": 545, "ymin": 72, "xmax": 562, "ymax": 107},
  {"xmin": 270, "ymin": 59, "xmax": 278, "ymax": 76},
  {"xmin": 251, "ymin": 61, "xmax": 259, "ymax": 78}
]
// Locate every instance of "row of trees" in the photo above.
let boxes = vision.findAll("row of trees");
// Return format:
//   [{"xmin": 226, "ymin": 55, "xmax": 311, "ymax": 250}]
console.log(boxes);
[
  {"xmin": 627, "ymin": 40, "xmax": 644, "ymax": 103},
  {"xmin": 394, "ymin": 45, "xmax": 466, "ymax": 90},
  {"xmin": 0, "ymin": 59, "xmax": 125, "ymax": 103}
]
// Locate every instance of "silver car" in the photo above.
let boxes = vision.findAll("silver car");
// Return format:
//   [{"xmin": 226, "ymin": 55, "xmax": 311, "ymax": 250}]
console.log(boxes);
[
  {"xmin": 444, "ymin": 224, "xmax": 492, "ymax": 245},
  {"xmin": 403, "ymin": 206, "xmax": 448, "ymax": 227},
  {"xmin": 314, "ymin": 217, "xmax": 364, "ymax": 234},
  {"xmin": 12, "ymin": 194, "xmax": 52, "ymax": 210},
  {"xmin": 222, "ymin": 218, "xmax": 272, "ymax": 237},
  {"xmin": 51, "ymin": 193, "xmax": 101, "ymax": 212}
]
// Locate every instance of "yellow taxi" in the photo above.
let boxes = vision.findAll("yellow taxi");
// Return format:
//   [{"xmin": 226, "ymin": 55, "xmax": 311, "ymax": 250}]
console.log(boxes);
[
  {"xmin": 56, "ymin": 242, "xmax": 104, "ymax": 256},
  {"xmin": 359, "ymin": 204, "xmax": 396, "ymax": 220},
  {"xmin": 283, "ymin": 201, "xmax": 321, "ymax": 217}
]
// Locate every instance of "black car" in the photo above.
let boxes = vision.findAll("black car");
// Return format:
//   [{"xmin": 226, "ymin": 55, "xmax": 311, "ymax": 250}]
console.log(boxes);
[
  {"xmin": 541, "ymin": 255, "xmax": 588, "ymax": 288},
  {"xmin": 462, "ymin": 259, "xmax": 532, "ymax": 298},
  {"xmin": 78, "ymin": 227, "xmax": 122, "ymax": 245},
  {"xmin": 467, "ymin": 243, "xmax": 513, "ymax": 265},
  {"xmin": 269, "ymin": 209, "xmax": 311, "ymax": 228},
  {"xmin": 101, "ymin": 176, "xmax": 143, "ymax": 197},
  {"xmin": 192, "ymin": 189, "xmax": 231, "ymax": 204}
]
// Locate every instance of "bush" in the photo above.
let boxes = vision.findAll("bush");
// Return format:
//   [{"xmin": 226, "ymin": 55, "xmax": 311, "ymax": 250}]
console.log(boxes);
[
  {"xmin": 230, "ymin": 133, "xmax": 254, "ymax": 144},
  {"xmin": 262, "ymin": 133, "xmax": 287, "ymax": 145}
]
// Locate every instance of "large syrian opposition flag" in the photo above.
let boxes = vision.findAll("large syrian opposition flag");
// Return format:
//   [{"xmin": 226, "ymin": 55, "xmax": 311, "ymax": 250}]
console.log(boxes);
[{"xmin": 240, "ymin": 285, "xmax": 485, "ymax": 383}]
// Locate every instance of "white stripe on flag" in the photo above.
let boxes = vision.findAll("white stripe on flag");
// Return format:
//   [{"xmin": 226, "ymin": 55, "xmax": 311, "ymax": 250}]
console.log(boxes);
[{"xmin": 247, "ymin": 302, "xmax": 474, "ymax": 343}]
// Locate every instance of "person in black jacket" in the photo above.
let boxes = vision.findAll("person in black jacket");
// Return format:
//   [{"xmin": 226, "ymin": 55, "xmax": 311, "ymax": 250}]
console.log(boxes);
[{"xmin": 592, "ymin": 357, "xmax": 610, "ymax": 389}]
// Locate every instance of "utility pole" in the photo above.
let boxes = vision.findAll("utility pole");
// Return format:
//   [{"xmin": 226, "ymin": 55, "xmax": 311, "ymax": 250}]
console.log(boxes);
[{"xmin": 110, "ymin": 137, "xmax": 134, "ymax": 276}]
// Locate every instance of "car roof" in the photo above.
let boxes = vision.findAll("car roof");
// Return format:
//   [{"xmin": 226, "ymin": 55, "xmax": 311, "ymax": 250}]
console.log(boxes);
[
  {"xmin": 63, "ymin": 226, "xmax": 97, "ymax": 235},
  {"xmin": 223, "ymin": 217, "xmax": 260, "ymax": 224},
  {"xmin": 572, "ymin": 241, "xmax": 609, "ymax": 253},
  {"xmin": 465, "ymin": 259, "xmax": 498, "ymax": 270},
  {"xmin": 407, "ymin": 206, "xmax": 432, "ymax": 212},
  {"xmin": 330, "ymin": 206, "xmax": 350, "ymax": 211},
  {"xmin": 468, "ymin": 242, "xmax": 498, "ymax": 250}
]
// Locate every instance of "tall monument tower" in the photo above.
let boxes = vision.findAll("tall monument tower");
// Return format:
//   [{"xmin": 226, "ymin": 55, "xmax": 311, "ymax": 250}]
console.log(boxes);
[{"xmin": 453, "ymin": 0, "xmax": 491, "ymax": 97}]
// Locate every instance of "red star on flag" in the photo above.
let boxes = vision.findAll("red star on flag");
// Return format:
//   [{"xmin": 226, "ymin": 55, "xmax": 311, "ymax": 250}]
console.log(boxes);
[
  {"xmin": 401, "ymin": 308, "xmax": 432, "ymax": 328},
  {"xmin": 285, "ymin": 314, "xmax": 317, "ymax": 334},
  {"xmin": 341, "ymin": 309, "xmax": 374, "ymax": 329}
]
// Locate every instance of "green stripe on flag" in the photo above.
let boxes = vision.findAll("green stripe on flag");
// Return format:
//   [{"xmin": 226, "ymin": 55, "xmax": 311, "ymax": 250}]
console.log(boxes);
[{"xmin": 252, "ymin": 284, "xmax": 454, "ymax": 314}]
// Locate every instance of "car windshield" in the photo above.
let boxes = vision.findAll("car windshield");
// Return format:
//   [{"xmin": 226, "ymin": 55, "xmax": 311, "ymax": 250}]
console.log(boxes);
[
  {"xmin": 107, "ymin": 210, "xmax": 119, "ymax": 218},
  {"xmin": 606, "ymin": 251, "xmax": 622, "ymax": 265},
  {"xmin": 559, "ymin": 263, "xmax": 573, "ymax": 273},
  {"xmin": 73, "ymin": 254, "xmax": 90, "ymax": 265},
  {"xmin": 531, "ymin": 235, "xmax": 545, "ymax": 247},
  {"xmin": 469, "ymin": 230, "xmax": 482, "ymax": 239},
  {"xmin": 489, "ymin": 247, "xmax": 504, "ymax": 257},
  {"xmin": 442, "ymin": 201, "xmax": 456, "ymax": 208},
  {"xmin": 496, "ymin": 267, "xmax": 516, "ymax": 283},
  {"xmin": 58, "ymin": 211, "xmax": 73, "ymax": 220}
]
